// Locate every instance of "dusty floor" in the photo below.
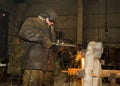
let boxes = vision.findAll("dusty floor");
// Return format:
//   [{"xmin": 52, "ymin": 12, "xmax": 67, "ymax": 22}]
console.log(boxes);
[
  {"xmin": 0, "ymin": 81, "xmax": 120, "ymax": 86},
  {"xmin": 0, "ymin": 73, "xmax": 120, "ymax": 86}
]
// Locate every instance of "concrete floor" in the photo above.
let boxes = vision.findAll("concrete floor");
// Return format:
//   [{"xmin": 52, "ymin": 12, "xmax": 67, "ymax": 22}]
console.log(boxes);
[
  {"xmin": 0, "ymin": 73, "xmax": 120, "ymax": 86},
  {"xmin": 0, "ymin": 81, "xmax": 120, "ymax": 86},
  {"xmin": 1, "ymin": 81, "xmax": 120, "ymax": 86}
]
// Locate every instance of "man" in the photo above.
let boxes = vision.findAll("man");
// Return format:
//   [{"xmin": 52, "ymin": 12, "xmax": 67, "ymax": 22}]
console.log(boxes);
[{"xmin": 19, "ymin": 8, "xmax": 57, "ymax": 86}]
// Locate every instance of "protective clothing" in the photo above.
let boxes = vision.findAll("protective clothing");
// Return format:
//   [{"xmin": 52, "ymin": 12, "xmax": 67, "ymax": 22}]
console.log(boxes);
[
  {"xmin": 19, "ymin": 16, "xmax": 56, "ymax": 86},
  {"xmin": 23, "ymin": 70, "xmax": 54, "ymax": 86},
  {"xmin": 41, "ymin": 8, "xmax": 57, "ymax": 21},
  {"xmin": 19, "ymin": 17, "xmax": 56, "ymax": 70}
]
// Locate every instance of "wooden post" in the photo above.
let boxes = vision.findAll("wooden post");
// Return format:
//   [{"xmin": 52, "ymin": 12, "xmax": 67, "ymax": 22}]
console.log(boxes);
[
  {"xmin": 110, "ymin": 73, "xmax": 116, "ymax": 86},
  {"xmin": 77, "ymin": 0, "xmax": 83, "ymax": 44},
  {"xmin": 84, "ymin": 41, "xmax": 96, "ymax": 86},
  {"xmin": 93, "ymin": 42, "xmax": 103, "ymax": 86},
  {"xmin": 84, "ymin": 41, "xmax": 103, "ymax": 86}
]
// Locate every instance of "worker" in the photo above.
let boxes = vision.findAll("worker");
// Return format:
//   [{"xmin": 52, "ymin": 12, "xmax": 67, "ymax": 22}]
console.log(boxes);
[{"xmin": 19, "ymin": 8, "xmax": 57, "ymax": 86}]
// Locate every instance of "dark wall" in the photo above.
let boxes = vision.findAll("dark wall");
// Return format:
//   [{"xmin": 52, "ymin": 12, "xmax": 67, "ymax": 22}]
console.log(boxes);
[
  {"xmin": 0, "ymin": 9, "xmax": 9, "ymax": 60},
  {"xmin": 83, "ymin": 0, "xmax": 120, "ymax": 47}
]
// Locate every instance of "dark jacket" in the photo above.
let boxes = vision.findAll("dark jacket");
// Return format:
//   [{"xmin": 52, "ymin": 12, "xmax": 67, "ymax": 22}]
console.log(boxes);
[{"xmin": 19, "ymin": 17, "xmax": 56, "ymax": 71}]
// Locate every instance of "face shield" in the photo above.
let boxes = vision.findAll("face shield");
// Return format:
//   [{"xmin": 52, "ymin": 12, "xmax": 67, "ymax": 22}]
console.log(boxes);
[
  {"xmin": 48, "ymin": 17, "xmax": 55, "ymax": 24},
  {"xmin": 45, "ymin": 8, "xmax": 57, "ymax": 22}
]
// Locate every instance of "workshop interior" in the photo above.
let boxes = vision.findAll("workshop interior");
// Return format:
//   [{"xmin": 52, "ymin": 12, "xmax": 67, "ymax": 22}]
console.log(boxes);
[{"xmin": 0, "ymin": 0, "xmax": 120, "ymax": 86}]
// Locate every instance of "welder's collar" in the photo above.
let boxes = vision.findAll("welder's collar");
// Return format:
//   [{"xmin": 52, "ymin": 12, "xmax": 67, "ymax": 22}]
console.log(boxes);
[{"xmin": 38, "ymin": 16, "xmax": 45, "ymax": 21}]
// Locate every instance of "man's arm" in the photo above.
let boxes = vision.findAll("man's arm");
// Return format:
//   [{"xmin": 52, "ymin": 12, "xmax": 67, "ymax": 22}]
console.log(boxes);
[
  {"xmin": 19, "ymin": 18, "xmax": 43, "ymax": 43},
  {"xmin": 19, "ymin": 17, "xmax": 53, "ymax": 48}
]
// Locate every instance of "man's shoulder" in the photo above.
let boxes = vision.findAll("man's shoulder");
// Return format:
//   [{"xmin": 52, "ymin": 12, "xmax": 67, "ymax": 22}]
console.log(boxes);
[
  {"xmin": 25, "ymin": 17, "xmax": 44, "ymax": 23},
  {"xmin": 25, "ymin": 17, "xmax": 38, "ymax": 21}
]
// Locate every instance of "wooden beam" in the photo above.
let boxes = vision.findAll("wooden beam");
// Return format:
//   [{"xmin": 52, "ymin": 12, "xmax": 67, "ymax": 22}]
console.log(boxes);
[
  {"xmin": 62, "ymin": 68, "xmax": 120, "ymax": 78},
  {"xmin": 100, "ymin": 70, "xmax": 120, "ymax": 78}
]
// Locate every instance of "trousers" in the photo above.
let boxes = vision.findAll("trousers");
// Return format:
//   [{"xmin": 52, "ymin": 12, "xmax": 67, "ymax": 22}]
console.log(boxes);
[{"xmin": 23, "ymin": 70, "xmax": 54, "ymax": 86}]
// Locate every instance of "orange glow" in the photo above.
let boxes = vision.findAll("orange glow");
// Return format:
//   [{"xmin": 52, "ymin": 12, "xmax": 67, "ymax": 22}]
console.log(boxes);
[{"xmin": 81, "ymin": 58, "xmax": 85, "ymax": 69}]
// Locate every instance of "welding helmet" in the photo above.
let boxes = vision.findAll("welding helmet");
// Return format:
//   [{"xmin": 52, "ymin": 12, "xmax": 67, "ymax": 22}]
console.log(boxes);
[
  {"xmin": 41, "ymin": 8, "xmax": 57, "ymax": 23},
  {"xmin": 45, "ymin": 8, "xmax": 57, "ymax": 22}
]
